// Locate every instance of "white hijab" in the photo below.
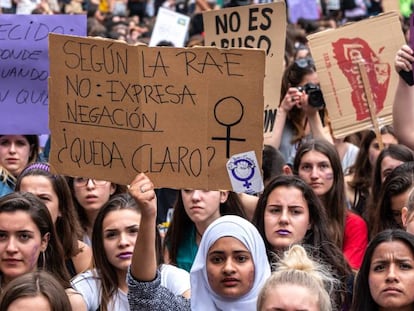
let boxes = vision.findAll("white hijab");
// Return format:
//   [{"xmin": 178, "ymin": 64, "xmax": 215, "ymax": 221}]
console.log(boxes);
[{"xmin": 190, "ymin": 215, "xmax": 271, "ymax": 311}]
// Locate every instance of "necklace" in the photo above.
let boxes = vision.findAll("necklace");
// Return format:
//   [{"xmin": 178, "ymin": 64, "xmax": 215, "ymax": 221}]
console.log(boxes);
[{"xmin": 195, "ymin": 227, "xmax": 203, "ymax": 238}]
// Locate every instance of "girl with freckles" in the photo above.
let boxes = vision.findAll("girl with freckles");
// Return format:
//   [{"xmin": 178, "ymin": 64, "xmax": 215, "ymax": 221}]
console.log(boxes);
[
  {"xmin": 126, "ymin": 173, "xmax": 271, "ymax": 311},
  {"xmin": 293, "ymin": 139, "xmax": 368, "ymax": 270}
]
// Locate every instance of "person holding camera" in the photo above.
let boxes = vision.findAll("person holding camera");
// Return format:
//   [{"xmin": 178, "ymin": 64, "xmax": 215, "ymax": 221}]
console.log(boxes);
[{"xmin": 265, "ymin": 57, "xmax": 333, "ymax": 166}]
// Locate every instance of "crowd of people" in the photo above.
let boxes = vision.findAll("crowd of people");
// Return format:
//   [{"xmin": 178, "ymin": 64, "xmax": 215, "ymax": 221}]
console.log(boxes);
[{"xmin": 2, "ymin": 0, "xmax": 414, "ymax": 310}]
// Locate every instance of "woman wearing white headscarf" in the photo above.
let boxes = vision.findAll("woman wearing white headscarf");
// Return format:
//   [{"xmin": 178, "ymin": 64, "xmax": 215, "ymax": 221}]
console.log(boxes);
[
  {"xmin": 190, "ymin": 215, "xmax": 271, "ymax": 310},
  {"xmin": 127, "ymin": 173, "xmax": 271, "ymax": 311}
]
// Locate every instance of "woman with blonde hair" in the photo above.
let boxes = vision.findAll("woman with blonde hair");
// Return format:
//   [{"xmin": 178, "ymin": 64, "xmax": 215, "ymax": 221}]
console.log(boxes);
[{"xmin": 257, "ymin": 244, "xmax": 338, "ymax": 311}]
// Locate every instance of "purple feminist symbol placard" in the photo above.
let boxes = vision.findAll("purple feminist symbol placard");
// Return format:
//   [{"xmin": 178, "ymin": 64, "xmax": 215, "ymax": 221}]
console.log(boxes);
[{"xmin": 0, "ymin": 14, "xmax": 86, "ymax": 134}]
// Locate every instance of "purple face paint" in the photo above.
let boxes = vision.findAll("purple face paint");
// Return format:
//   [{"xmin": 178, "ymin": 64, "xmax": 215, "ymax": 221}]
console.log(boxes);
[
  {"xmin": 325, "ymin": 173, "xmax": 334, "ymax": 180},
  {"xmin": 28, "ymin": 245, "xmax": 40, "ymax": 271}
]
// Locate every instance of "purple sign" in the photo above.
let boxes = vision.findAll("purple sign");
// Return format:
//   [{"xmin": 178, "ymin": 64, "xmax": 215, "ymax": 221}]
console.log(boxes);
[
  {"xmin": 0, "ymin": 14, "xmax": 86, "ymax": 134},
  {"xmin": 287, "ymin": 0, "xmax": 319, "ymax": 24}
]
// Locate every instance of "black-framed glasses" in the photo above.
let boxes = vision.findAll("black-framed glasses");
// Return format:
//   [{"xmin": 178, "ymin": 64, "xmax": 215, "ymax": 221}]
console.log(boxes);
[
  {"xmin": 294, "ymin": 57, "xmax": 315, "ymax": 69},
  {"xmin": 73, "ymin": 177, "xmax": 108, "ymax": 187}
]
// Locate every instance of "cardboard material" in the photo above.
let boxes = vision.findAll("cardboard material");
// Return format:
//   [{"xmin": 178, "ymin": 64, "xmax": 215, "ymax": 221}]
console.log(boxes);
[
  {"xmin": 382, "ymin": 0, "xmax": 400, "ymax": 14},
  {"xmin": 48, "ymin": 34, "xmax": 265, "ymax": 190},
  {"xmin": 203, "ymin": 2, "xmax": 286, "ymax": 136},
  {"xmin": 307, "ymin": 12, "xmax": 405, "ymax": 138}
]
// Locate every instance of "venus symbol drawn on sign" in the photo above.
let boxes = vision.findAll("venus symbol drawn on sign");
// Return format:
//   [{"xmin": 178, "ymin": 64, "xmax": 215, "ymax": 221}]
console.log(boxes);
[{"xmin": 211, "ymin": 96, "xmax": 246, "ymax": 158}]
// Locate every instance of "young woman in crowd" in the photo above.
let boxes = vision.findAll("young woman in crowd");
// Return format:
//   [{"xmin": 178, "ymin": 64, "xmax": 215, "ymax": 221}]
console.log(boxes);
[
  {"xmin": 164, "ymin": 189, "xmax": 246, "ymax": 272},
  {"xmin": 369, "ymin": 162, "xmax": 414, "ymax": 238},
  {"xmin": 293, "ymin": 139, "xmax": 368, "ymax": 270},
  {"xmin": 257, "ymin": 244, "xmax": 338, "ymax": 311},
  {"xmin": 0, "ymin": 192, "xmax": 86, "ymax": 310},
  {"xmin": 15, "ymin": 162, "xmax": 92, "ymax": 277},
  {"xmin": 345, "ymin": 126, "xmax": 397, "ymax": 215},
  {"xmin": 264, "ymin": 57, "xmax": 332, "ymax": 166},
  {"xmin": 0, "ymin": 135, "xmax": 39, "ymax": 197},
  {"xmin": 126, "ymin": 173, "xmax": 271, "ymax": 311},
  {"xmin": 368, "ymin": 143, "xmax": 414, "ymax": 217},
  {"xmin": 253, "ymin": 174, "xmax": 351, "ymax": 309},
  {"xmin": 72, "ymin": 193, "xmax": 190, "ymax": 311},
  {"xmin": 66, "ymin": 176, "xmax": 126, "ymax": 246},
  {"xmin": 0, "ymin": 271, "xmax": 72, "ymax": 311},
  {"xmin": 352, "ymin": 229, "xmax": 414, "ymax": 311}
]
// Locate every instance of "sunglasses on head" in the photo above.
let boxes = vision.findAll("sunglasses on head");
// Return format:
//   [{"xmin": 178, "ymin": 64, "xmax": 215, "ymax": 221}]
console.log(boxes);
[{"xmin": 294, "ymin": 57, "xmax": 315, "ymax": 69}]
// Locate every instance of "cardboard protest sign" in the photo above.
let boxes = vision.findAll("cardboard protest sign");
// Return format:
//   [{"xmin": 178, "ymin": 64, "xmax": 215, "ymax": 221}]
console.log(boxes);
[
  {"xmin": 0, "ymin": 14, "xmax": 86, "ymax": 134},
  {"xmin": 307, "ymin": 12, "xmax": 405, "ymax": 138},
  {"xmin": 149, "ymin": 7, "xmax": 190, "ymax": 47},
  {"xmin": 203, "ymin": 2, "xmax": 286, "ymax": 136},
  {"xmin": 49, "ymin": 34, "xmax": 265, "ymax": 191},
  {"xmin": 382, "ymin": 0, "xmax": 400, "ymax": 14}
]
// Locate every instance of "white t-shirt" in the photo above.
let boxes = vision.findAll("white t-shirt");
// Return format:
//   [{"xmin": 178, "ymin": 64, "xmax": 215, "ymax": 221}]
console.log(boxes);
[
  {"xmin": 71, "ymin": 264, "xmax": 190, "ymax": 311},
  {"xmin": 16, "ymin": 0, "xmax": 41, "ymax": 14}
]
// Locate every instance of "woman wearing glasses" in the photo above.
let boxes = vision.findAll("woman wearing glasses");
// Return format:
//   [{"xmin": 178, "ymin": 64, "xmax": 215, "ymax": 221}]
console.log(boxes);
[
  {"xmin": 67, "ymin": 176, "xmax": 127, "ymax": 246},
  {"xmin": 264, "ymin": 57, "xmax": 333, "ymax": 166}
]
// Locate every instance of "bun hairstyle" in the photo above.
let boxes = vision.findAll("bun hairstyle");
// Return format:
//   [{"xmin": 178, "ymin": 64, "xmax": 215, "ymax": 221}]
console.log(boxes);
[{"xmin": 257, "ymin": 244, "xmax": 338, "ymax": 311}]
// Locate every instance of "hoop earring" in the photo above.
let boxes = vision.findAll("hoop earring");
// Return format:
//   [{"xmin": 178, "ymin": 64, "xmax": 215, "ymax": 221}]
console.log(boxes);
[{"xmin": 41, "ymin": 251, "xmax": 46, "ymax": 270}]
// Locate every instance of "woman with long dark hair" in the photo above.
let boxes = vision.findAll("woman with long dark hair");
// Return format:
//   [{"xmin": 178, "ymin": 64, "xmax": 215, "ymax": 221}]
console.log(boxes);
[{"xmin": 72, "ymin": 193, "xmax": 190, "ymax": 311}]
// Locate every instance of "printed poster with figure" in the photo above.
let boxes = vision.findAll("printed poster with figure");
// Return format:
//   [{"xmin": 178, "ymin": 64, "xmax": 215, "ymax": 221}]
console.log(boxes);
[
  {"xmin": 307, "ymin": 12, "xmax": 405, "ymax": 138},
  {"xmin": 48, "ymin": 34, "xmax": 265, "ymax": 191}
]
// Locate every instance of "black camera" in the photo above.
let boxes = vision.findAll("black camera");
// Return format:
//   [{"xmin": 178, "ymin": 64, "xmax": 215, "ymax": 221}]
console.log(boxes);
[{"xmin": 297, "ymin": 83, "xmax": 326, "ymax": 109}]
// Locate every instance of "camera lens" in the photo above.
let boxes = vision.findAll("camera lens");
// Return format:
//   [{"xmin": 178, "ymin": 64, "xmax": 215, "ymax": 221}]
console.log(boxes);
[
  {"xmin": 308, "ymin": 90, "xmax": 325, "ymax": 108},
  {"xmin": 303, "ymin": 83, "xmax": 325, "ymax": 108}
]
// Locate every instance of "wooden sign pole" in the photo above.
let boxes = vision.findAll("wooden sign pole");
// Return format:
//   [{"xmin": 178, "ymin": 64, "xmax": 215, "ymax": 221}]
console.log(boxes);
[{"xmin": 358, "ymin": 62, "xmax": 384, "ymax": 150}]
